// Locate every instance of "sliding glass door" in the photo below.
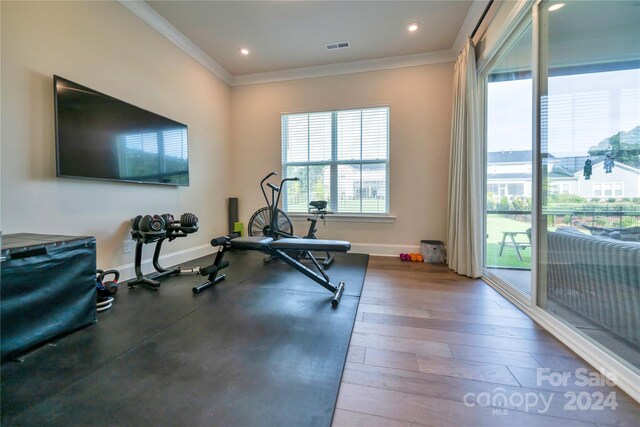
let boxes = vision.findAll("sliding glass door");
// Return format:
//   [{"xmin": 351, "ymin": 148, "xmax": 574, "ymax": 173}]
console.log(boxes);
[
  {"xmin": 484, "ymin": 22, "xmax": 533, "ymax": 299},
  {"xmin": 538, "ymin": 0, "xmax": 640, "ymax": 371},
  {"xmin": 483, "ymin": 0, "xmax": 639, "ymax": 373}
]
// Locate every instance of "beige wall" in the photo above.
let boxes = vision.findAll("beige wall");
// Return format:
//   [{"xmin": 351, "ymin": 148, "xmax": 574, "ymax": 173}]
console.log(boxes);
[
  {"xmin": 1, "ymin": 1, "xmax": 454, "ymax": 264},
  {"xmin": 1, "ymin": 1, "xmax": 231, "ymax": 269},
  {"xmin": 230, "ymin": 64, "xmax": 454, "ymax": 252}
]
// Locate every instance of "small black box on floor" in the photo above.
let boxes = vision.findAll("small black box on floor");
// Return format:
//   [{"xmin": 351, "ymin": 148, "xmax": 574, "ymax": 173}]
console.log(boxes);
[{"xmin": 1, "ymin": 233, "xmax": 97, "ymax": 361}]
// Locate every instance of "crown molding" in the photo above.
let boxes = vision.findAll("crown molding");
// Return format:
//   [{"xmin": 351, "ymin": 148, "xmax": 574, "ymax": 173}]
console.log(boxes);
[
  {"xmin": 119, "ymin": 0, "xmax": 487, "ymax": 87},
  {"xmin": 119, "ymin": 0, "xmax": 233, "ymax": 85},
  {"xmin": 230, "ymin": 49, "xmax": 457, "ymax": 86}
]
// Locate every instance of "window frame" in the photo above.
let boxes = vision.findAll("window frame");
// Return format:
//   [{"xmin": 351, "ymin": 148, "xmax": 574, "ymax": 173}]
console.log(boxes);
[{"xmin": 281, "ymin": 106, "xmax": 390, "ymax": 215}]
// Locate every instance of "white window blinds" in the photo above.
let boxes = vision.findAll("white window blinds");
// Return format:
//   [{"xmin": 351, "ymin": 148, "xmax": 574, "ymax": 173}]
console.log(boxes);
[{"xmin": 281, "ymin": 107, "xmax": 389, "ymax": 213}]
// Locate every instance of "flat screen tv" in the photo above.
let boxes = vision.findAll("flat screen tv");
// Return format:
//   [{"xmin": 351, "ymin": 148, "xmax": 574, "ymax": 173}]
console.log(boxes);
[{"xmin": 54, "ymin": 75, "xmax": 189, "ymax": 186}]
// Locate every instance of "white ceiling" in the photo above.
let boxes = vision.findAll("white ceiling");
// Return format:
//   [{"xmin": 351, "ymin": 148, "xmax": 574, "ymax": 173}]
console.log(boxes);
[{"xmin": 144, "ymin": 0, "xmax": 474, "ymax": 77}]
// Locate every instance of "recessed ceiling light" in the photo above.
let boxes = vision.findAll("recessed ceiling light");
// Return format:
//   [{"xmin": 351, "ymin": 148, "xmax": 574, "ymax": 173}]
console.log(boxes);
[
  {"xmin": 407, "ymin": 22, "xmax": 419, "ymax": 32},
  {"xmin": 548, "ymin": 3, "xmax": 565, "ymax": 11},
  {"xmin": 240, "ymin": 48, "xmax": 250, "ymax": 55}
]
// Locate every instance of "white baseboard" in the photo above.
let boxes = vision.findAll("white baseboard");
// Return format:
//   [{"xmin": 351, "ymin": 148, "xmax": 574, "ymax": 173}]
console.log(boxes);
[
  {"xmin": 113, "ymin": 244, "xmax": 217, "ymax": 282},
  {"xmin": 350, "ymin": 243, "xmax": 421, "ymax": 257},
  {"xmin": 482, "ymin": 276, "xmax": 640, "ymax": 403}
]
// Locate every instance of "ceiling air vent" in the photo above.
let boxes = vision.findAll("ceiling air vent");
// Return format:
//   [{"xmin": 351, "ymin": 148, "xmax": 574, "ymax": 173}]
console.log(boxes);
[{"xmin": 325, "ymin": 41, "xmax": 350, "ymax": 50}]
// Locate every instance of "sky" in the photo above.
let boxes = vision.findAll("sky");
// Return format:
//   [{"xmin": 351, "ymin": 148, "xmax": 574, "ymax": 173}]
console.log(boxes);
[{"xmin": 487, "ymin": 68, "xmax": 640, "ymax": 157}]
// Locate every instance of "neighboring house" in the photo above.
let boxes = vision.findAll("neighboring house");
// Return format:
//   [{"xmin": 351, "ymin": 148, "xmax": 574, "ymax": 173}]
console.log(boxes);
[
  {"xmin": 487, "ymin": 150, "xmax": 640, "ymax": 199},
  {"xmin": 575, "ymin": 161, "xmax": 640, "ymax": 199},
  {"xmin": 486, "ymin": 150, "xmax": 538, "ymax": 198}
]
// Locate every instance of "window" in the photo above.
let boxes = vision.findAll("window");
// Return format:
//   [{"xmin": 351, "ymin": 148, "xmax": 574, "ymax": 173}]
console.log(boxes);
[
  {"xmin": 593, "ymin": 183, "xmax": 602, "ymax": 197},
  {"xmin": 507, "ymin": 183, "xmax": 524, "ymax": 196},
  {"xmin": 614, "ymin": 183, "xmax": 623, "ymax": 197},
  {"xmin": 281, "ymin": 107, "xmax": 389, "ymax": 213},
  {"xmin": 593, "ymin": 183, "xmax": 624, "ymax": 197}
]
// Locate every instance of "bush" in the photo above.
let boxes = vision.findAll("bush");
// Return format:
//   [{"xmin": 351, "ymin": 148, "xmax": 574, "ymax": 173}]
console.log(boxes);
[
  {"xmin": 500, "ymin": 195, "xmax": 510, "ymax": 211},
  {"xmin": 511, "ymin": 196, "xmax": 525, "ymax": 211},
  {"xmin": 607, "ymin": 198, "xmax": 617, "ymax": 203},
  {"xmin": 549, "ymin": 193, "xmax": 588, "ymax": 204},
  {"xmin": 487, "ymin": 192, "xmax": 497, "ymax": 210},
  {"xmin": 590, "ymin": 198, "xmax": 601, "ymax": 203}
]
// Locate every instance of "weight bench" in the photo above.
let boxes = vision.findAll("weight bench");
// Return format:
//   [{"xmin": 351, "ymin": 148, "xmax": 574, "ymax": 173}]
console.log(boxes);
[{"xmin": 193, "ymin": 235, "xmax": 350, "ymax": 307}]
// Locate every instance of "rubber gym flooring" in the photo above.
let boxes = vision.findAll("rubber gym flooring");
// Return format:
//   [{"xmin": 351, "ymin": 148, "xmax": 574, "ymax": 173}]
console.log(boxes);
[{"xmin": 1, "ymin": 250, "xmax": 369, "ymax": 427}]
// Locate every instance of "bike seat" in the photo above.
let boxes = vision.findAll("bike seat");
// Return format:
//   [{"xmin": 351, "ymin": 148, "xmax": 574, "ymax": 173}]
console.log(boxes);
[{"xmin": 309, "ymin": 200, "xmax": 328, "ymax": 210}]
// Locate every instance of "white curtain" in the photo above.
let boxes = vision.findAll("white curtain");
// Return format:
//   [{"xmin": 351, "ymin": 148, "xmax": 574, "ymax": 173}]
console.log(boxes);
[{"xmin": 447, "ymin": 38, "xmax": 483, "ymax": 278}]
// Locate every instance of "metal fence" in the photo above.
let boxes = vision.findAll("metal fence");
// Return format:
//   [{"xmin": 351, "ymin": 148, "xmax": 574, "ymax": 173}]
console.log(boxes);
[{"xmin": 488, "ymin": 209, "xmax": 640, "ymax": 229}]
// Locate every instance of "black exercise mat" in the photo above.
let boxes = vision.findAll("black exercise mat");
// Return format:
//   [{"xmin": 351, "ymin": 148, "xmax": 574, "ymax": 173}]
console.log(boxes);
[
  {"xmin": 1, "ymin": 252, "xmax": 368, "ymax": 427},
  {"xmin": 225, "ymin": 252, "xmax": 369, "ymax": 297}
]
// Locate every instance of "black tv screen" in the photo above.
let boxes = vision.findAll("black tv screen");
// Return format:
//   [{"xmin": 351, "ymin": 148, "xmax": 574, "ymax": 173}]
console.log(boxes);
[{"xmin": 54, "ymin": 76, "xmax": 189, "ymax": 186}]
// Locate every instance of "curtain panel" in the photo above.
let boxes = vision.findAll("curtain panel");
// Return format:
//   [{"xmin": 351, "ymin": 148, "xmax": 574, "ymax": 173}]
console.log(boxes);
[{"xmin": 447, "ymin": 38, "xmax": 483, "ymax": 278}]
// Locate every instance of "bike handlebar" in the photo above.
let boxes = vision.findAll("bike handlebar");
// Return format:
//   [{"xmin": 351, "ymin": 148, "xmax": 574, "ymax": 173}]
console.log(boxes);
[
  {"xmin": 260, "ymin": 173, "xmax": 300, "ymax": 208},
  {"xmin": 261, "ymin": 172, "xmax": 278, "ymax": 185}
]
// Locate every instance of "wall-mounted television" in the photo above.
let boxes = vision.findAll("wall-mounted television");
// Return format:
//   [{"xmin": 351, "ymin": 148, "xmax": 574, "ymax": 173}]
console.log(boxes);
[{"xmin": 54, "ymin": 75, "xmax": 189, "ymax": 186}]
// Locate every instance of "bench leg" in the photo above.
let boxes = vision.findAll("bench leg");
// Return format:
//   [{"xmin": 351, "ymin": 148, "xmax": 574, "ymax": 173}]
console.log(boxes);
[
  {"xmin": 274, "ymin": 249, "xmax": 345, "ymax": 307},
  {"xmin": 511, "ymin": 235, "xmax": 523, "ymax": 261},
  {"xmin": 192, "ymin": 251, "xmax": 230, "ymax": 294},
  {"xmin": 192, "ymin": 274, "xmax": 226, "ymax": 294},
  {"xmin": 331, "ymin": 281, "xmax": 345, "ymax": 307},
  {"xmin": 498, "ymin": 234, "xmax": 508, "ymax": 257}
]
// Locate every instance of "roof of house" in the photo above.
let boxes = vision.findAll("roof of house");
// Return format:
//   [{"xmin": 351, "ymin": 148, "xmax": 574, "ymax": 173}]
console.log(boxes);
[
  {"xmin": 487, "ymin": 173, "xmax": 532, "ymax": 180},
  {"xmin": 488, "ymin": 150, "xmax": 558, "ymax": 164},
  {"xmin": 572, "ymin": 160, "xmax": 640, "ymax": 176},
  {"xmin": 550, "ymin": 155, "xmax": 604, "ymax": 174},
  {"xmin": 487, "ymin": 150, "xmax": 533, "ymax": 164}
]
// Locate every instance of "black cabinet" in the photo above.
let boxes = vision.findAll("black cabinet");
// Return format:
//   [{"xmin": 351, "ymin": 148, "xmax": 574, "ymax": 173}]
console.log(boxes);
[{"xmin": 1, "ymin": 233, "xmax": 97, "ymax": 360}]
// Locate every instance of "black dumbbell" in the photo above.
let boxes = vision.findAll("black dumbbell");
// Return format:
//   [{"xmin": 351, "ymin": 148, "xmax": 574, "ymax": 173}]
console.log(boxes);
[
  {"xmin": 161, "ymin": 213, "xmax": 175, "ymax": 226},
  {"xmin": 130, "ymin": 215, "xmax": 143, "ymax": 231},
  {"xmin": 139, "ymin": 214, "xmax": 165, "ymax": 232},
  {"xmin": 180, "ymin": 213, "xmax": 198, "ymax": 227}
]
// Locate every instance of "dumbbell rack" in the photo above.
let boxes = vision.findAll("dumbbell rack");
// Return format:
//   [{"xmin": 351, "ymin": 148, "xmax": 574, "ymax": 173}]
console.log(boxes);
[{"xmin": 127, "ymin": 216, "xmax": 199, "ymax": 290}]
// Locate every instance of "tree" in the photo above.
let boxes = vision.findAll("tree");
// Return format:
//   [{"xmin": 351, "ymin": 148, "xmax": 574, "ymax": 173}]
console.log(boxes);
[{"xmin": 588, "ymin": 126, "xmax": 640, "ymax": 168}]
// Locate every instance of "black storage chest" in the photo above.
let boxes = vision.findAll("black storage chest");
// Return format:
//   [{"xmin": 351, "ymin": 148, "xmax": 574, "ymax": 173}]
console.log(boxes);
[{"xmin": 1, "ymin": 233, "xmax": 96, "ymax": 360}]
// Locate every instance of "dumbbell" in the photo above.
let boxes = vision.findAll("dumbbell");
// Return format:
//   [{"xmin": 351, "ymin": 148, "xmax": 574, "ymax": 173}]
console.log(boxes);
[
  {"xmin": 139, "ymin": 214, "xmax": 165, "ymax": 232},
  {"xmin": 160, "ymin": 213, "xmax": 175, "ymax": 227},
  {"xmin": 130, "ymin": 215, "xmax": 143, "ymax": 231},
  {"xmin": 180, "ymin": 212, "xmax": 198, "ymax": 227}
]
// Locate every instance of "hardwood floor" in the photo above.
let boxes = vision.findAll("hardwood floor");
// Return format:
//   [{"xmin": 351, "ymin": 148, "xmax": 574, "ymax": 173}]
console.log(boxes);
[{"xmin": 333, "ymin": 256, "xmax": 640, "ymax": 427}]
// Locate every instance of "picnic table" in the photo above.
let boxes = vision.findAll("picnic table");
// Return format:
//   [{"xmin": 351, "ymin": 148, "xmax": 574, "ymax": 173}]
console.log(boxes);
[{"xmin": 498, "ymin": 230, "xmax": 531, "ymax": 261}]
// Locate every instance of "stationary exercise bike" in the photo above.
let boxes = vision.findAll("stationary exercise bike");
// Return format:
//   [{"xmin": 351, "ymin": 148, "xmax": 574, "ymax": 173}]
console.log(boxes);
[
  {"xmin": 248, "ymin": 172, "xmax": 298, "ymax": 240},
  {"xmin": 303, "ymin": 200, "xmax": 335, "ymax": 267},
  {"xmin": 247, "ymin": 172, "xmax": 335, "ymax": 267}
]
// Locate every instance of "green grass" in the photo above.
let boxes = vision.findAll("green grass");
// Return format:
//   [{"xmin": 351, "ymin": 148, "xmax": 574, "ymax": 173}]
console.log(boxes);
[
  {"xmin": 486, "ymin": 242, "xmax": 531, "ymax": 269},
  {"xmin": 486, "ymin": 215, "xmax": 532, "ymax": 269}
]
